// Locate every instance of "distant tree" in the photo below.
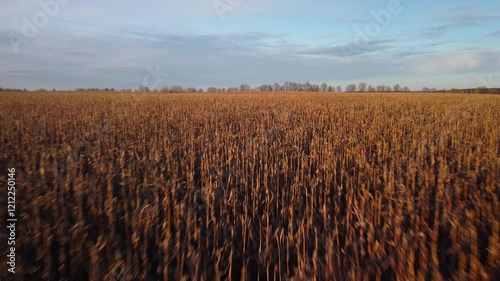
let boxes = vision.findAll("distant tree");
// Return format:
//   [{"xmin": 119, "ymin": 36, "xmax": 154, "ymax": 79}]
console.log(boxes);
[
  {"xmin": 358, "ymin": 82, "xmax": 367, "ymax": 92},
  {"xmin": 259, "ymin": 84, "xmax": 270, "ymax": 92},
  {"xmin": 336, "ymin": 85, "xmax": 342, "ymax": 92},
  {"xmin": 311, "ymin": 84, "xmax": 320, "ymax": 92},
  {"xmin": 475, "ymin": 86, "xmax": 490, "ymax": 94},
  {"xmin": 239, "ymin": 84, "xmax": 251, "ymax": 92},
  {"xmin": 305, "ymin": 81, "xmax": 311, "ymax": 91},
  {"xmin": 403, "ymin": 86, "xmax": 410, "ymax": 92},
  {"xmin": 368, "ymin": 85, "xmax": 375, "ymax": 92},
  {"xmin": 320, "ymin": 82, "xmax": 328, "ymax": 92},
  {"xmin": 171, "ymin": 85, "xmax": 184, "ymax": 93},
  {"xmin": 327, "ymin": 86, "xmax": 334, "ymax": 92},
  {"xmin": 296, "ymin": 83, "xmax": 302, "ymax": 91},
  {"xmin": 385, "ymin": 86, "xmax": 392, "ymax": 92},
  {"xmin": 286, "ymin": 82, "xmax": 292, "ymax": 91},
  {"xmin": 272, "ymin": 83, "xmax": 280, "ymax": 91},
  {"xmin": 346, "ymin": 84, "xmax": 357, "ymax": 92},
  {"xmin": 376, "ymin": 85, "xmax": 385, "ymax": 92},
  {"xmin": 393, "ymin": 84, "xmax": 401, "ymax": 92}
]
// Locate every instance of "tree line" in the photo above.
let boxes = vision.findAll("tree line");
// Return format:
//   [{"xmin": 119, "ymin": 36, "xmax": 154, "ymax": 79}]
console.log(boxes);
[
  {"xmin": 1, "ymin": 84, "xmax": 499, "ymax": 94},
  {"xmin": 139, "ymin": 82, "xmax": 412, "ymax": 93}
]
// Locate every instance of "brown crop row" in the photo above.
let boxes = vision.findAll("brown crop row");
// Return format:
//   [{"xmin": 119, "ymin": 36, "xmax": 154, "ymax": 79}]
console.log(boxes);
[{"xmin": 0, "ymin": 92, "xmax": 499, "ymax": 280}]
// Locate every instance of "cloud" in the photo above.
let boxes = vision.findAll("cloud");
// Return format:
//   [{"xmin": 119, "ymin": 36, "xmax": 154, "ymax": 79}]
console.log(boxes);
[
  {"xmin": 118, "ymin": 28, "xmax": 288, "ymax": 52},
  {"xmin": 0, "ymin": 27, "xmax": 411, "ymax": 89},
  {"xmin": 1, "ymin": 25, "xmax": 497, "ymax": 90},
  {"xmin": 0, "ymin": 29, "xmax": 295, "ymax": 88},
  {"xmin": 281, "ymin": 39, "xmax": 393, "ymax": 59},
  {"xmin": 419, "ymin": 10, "xmax": 500, "ymax": 38},
  {"xmin": 488, "ymin": 30, "xmax": 500, "ymax": 38},
  {"xmin": 412, "ymin": 50, "xmax": 500, "ymax": 75},
  {"xmin": 433, "ymin": 3, "xmax": 476, "ymax": 15}
]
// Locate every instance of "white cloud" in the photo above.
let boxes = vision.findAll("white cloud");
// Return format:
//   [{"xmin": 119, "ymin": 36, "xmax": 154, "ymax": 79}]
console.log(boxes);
[{"xmin": 412, "ymin": 51, "xmax": 499, "ymax": 75}]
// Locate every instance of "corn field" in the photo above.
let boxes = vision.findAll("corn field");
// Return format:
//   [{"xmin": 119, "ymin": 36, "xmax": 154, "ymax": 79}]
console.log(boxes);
[{"xmin": 0, "ymin": 92, "xmax": 499, "ymax": 281}]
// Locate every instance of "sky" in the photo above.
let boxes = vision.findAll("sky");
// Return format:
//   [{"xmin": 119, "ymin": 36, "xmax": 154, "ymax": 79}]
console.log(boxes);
[{"xmin": 0, "ymin": 0, "xmax": 499, "ymax": 90}]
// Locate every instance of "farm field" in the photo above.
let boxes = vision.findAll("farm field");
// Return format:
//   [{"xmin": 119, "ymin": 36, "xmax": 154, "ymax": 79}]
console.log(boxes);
[{"xmin": 0, "ymin": 92, "xmax": 499, "ymax": 280}]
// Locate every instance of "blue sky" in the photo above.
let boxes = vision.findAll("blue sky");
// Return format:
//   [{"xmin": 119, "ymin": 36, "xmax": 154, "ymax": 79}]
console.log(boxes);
[{"xmin": 0, "ymin": 0, "xmax": 499, "ymax": 90}]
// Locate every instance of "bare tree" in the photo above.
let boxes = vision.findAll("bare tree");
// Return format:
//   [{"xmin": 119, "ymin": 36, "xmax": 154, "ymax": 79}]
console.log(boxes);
[
  {"xmin": 272, "ymin": 83, "xmax": 281, "ymax": 92},
  {"xmin": 336, "ymin": 85, "xmax": 342, "ymax": 92},
  {"xmin": 305, "ymin": 81, "xmax": 311, "ymax": 91},
  {"xmin": 393, "ymin": 84, "xmax": 401, "ymax": 92},
  {"xmin": 171, "ymin": 85, "xmax": 184, "ymax": 93},
  {"xmin": 259, "ymin": 84, "xmax": 272, "ymax": 92},
  {"xmin": 346, "ymin": 84, "xmax": 357, "ymax": 92},
  {"xmin": 368, "ymin": 85, "xmax": 375, "ymax": 92},
  {"xmin": 285, "ymin": 82, "xmax": 291, "ymax": 91},
  {"xmin": 321, "ymin": 82, "xmax": 328, "ymax": 92},
  {"xmin": 296, "ymin": 83, "xmax": 303, "ymax": 91},
  {"xmin": 239, "ymin": 84, "xmax": 251, "ymax": 92},
  {"xmin": 358, "ymin": 82, "xmax": 367, "ymax": 92}
]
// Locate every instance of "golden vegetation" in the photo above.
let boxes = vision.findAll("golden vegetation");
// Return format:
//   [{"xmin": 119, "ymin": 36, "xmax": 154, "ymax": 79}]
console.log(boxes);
[{"xmin": 0, "ymin": 92, "xmax": 499, "ymax": 280}]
